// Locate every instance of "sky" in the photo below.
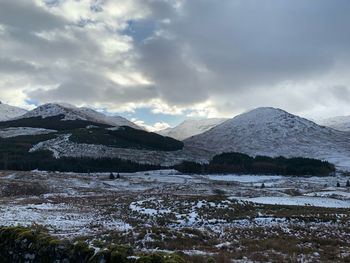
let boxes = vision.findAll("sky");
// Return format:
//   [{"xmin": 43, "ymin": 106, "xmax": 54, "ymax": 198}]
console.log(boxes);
[{"xmin": 0, "ymin": 0, "xmax": 350, "ymax": 130}]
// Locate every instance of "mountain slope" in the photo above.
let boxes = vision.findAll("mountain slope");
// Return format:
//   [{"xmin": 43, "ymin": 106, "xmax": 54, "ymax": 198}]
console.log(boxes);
[
  {"xmin": 185, "ymin": 107, "xmax": 350, "ymax": 170},
  {"xmin": 18, "ymin": 103, "xmax": 141, "ymax": 129},
  {"xmin": 0, "ymin": 102, "xmax": 193, "ymax": 170},
  {"xmin": 0, "ymin": 102, "xmax": 27, "ymax": 121},
  {"xmin": 318, "ymin": 116, "xmax": 350, "ymax": 131},
  {"xmin": 158, "ymin": 118, "xmax": 228, "ymax": 141}
]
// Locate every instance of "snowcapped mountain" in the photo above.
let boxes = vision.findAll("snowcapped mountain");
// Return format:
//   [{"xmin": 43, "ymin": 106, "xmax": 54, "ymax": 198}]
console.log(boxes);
[
  {"xmin": 18, "ymin": 103, "xmax": 141, "ymax": 129},
  {"xmin": 318, "ymin": 116, "xmax": 350, "ymax": 132},
  {"xmin": 185, "ymin": 107, "xmax": 350, "ymax": 170},
  {"xmin": 158, "ymin": 118, "xmax": 228, "ymax": 141},
  {"xmin": 78, "ymin": 107, "xmax": 142, "ymax": 130},
  {"xmin": 0, "ymin": 102, "xmax": 27, "ymax": 121}
]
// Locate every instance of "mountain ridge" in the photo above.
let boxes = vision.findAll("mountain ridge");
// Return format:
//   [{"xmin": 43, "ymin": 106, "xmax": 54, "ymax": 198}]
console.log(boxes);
[
  {"xmin": 2, "ymin": 103, "xmax": 350, "ymax": 171},
  {"xmin": 0, "ymin": 102, "xmax": 27, "ymax": 121},
  {"xmin": 185, "ymin": 107, "xmax": 350, "ymax": 170},
  {"xmin": 158, "ymin": 118, "xmax": 228, "ymax": 141},
  {"xmin": 18, "ymin": 103, "xmax": 141, "ymax": 129},
  {"xmin": 318, "ymin": 115, "xmax": 350, "ymax": 132}
]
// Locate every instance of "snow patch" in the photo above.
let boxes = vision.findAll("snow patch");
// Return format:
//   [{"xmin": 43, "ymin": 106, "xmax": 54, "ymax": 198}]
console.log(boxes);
[
  {"xmin": 207, "ymin": 174, "xmax": 283, "ymax": 183},
  {"xmin": 0, "ymin": 127, "xmax": 56, "ymax": 138},
  {"xmin": 242, "ymin": 196, "xmax": 350, "ymax": 208}
]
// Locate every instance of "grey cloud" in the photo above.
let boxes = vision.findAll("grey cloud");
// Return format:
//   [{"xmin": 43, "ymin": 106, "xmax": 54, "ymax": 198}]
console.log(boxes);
[
  {"xmin": 0, "ymin": 0, "xmax": 65, "ymax": 31},
  {"xmin": 27, "ymin": 69, "xmax": 157, "ymax": 105},
  {"xmin": 0, "ymin": 57, "xmax": 42, "ymax": 73},
  {"xmin": 1, "ymin": 0, "xmax": 350, "ymax": 118},
  {"xmin": 136, "ymin": 37, "xmax": 210, "ymax": 105},
  {"xmin": 330, "ymin": 86, "xmax": 350, "ymax": 103},
  {"xmin": 0, "ymin": 0, "xmax": 140, "ymax": 108},
  {"xmin": 135, "ymin": 0, "xmax": 350, "ymax": 111}
]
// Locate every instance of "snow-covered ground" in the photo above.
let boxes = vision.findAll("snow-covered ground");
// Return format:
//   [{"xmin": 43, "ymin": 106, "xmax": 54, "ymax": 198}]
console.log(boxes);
[
  {"xmin": 0, "ymin": 203, "xmax": 131, "ymax": 236},
  {"xmin": 0, "ymin": 127, "xmax": 56, "ymax": 138},
  {"xmin": 239, "ymin": 196, "xmax": 350, "ymax": 208},
  {"xmin": 304, "ymin": 190, "xmax": 350, "ymax": 199},
  {"xmin": 1, "ymin": 169, "xmax": 349, "ymax": 261},
  {"xmin": 207, "ymin": 174, "xmax": 283, "ymax": 183},
  {"xmin": 29, "ymin": 134, "xmax": 213, "ymax": 165}
]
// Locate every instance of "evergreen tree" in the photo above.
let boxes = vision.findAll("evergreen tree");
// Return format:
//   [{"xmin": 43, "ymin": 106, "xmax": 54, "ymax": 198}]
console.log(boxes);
[
  {"xmin": 261, "ymin": 183, "xmax": 265, "ymax": 189},
  {"xmin": 336, "ymin": 182, "xmax": 340, "ymax": 187},
  {"xmin": 346, "ymin": 180, "xmax": 350, "ymax": 187},
  {"xmin": 117, "ymin": 173, "xmax": 121, "ymax": 179},
  {"xmin": 109, "ymin": 172, "xmax": 115, "ymax": 180}
]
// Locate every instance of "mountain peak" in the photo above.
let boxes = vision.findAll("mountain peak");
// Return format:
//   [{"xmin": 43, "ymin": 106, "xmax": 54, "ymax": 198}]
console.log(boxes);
[
  {"xmin": 185, "ymin": 108, "xmax": 350, "ymax": 169},
  {"xmin": 17, "ymin": 103, "xmax": 142, "ymax": 129},
  {"xmin": 0, "ymin": 103, "xmax": 27, "ymax": 121},
  {"xmin": 228, "ymin": 106, "xmax": 317, "ymax": 129},
  {"xmin": 240, "ymin": 107, "xmax": 291, "ymax": 118}
]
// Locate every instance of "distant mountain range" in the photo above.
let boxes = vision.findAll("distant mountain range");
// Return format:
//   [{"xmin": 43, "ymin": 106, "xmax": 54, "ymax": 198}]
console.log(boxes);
[
  {"xmin": 318, "ymin": 115, "xmax": 350, "ymax": 132},
  {"xmin": 0, "ymin": 102, "xmax": 210, "ymax": 171},
  {"xmin": 0, "ymin": 102, "xmax": 350, "ymax": 171},
  {"xmin": 157, "ymin": 118, "xmax": 228, "ymax": 140}
]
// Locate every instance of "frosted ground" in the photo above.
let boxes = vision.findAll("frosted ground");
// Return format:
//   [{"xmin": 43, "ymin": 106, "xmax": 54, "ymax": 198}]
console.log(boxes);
[{"xmin": 1, "ymin": 170, "xmax": 350, "ymax": 261}]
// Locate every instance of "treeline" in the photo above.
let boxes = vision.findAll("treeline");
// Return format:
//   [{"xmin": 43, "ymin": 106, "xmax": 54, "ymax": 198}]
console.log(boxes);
[
  {"xmin": 71, "ymin": 126, "xmax": 184, "ymax": 151},
  {"xmin": 0, "ymin": 134, "xmax": 161, "ymax": 173},
  {"xmin": 0, "ymin": 123, "xmax": 182, "ymax": 172},
  {"xmin": 1, "ymin": 151, "xmax": 161, "ymax": 173},
  {"xmin": 175, "ymin": 152, "xmax": 335, "ymax": 176},
  {"xmin": 0, "ymin": 115, "xmax": 109, "ymax": 130}
]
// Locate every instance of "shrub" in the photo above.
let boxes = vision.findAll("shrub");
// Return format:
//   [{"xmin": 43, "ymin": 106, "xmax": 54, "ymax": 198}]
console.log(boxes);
[
  {"xmin": 1, "ymin": 182, "xmax": 50, "ymax": 197},
  {"xmin": 0, "ymin": 227, "xmax": 188, "ymax": 263}
]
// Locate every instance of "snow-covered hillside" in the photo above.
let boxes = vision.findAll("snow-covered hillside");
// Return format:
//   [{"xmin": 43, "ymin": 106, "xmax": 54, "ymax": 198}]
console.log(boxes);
[
  {"xmin": 0, "ymin": 127, "xmax": 56, "ymax": 138},
  {"xmin": 29, "ymin": 134, "xmax": 213, "ymax": 166},
  {"xmin": 318, "ymin": 116, "xmax": 350, "ymax": 131},
  {"xmin": 158, "ymin": 118, "xmax": 228, "ymax": 141},
  {"xmin": 185, "ymin": 107, "xmax": 350, "ymax": 170},
  {"xmin": 0, "ymin": 102, "xmax": 27, "ymax": 121},
  {"xmin": 19, "ymin": 103, "xmax": 141, "ymax": 129}
]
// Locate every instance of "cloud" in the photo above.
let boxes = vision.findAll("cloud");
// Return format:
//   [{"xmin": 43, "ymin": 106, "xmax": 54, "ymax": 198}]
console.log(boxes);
[
  {"xmin": 132, "ymin": 0, "xmax": 350, "ymax": 117},
  {"xmin": 0, "ymin": 0, "xmax": 64, "ymax": 31},
  {"xmin": 133, "ymin": 119, "xmax": 171, "ymax": 132},
  {"xmin": 1, "ymin": 0, "xmax": 350, "ymax": 119},
  {"xmin": 0, "ymin": 0, "xmax": 153, "ymax": 109}
]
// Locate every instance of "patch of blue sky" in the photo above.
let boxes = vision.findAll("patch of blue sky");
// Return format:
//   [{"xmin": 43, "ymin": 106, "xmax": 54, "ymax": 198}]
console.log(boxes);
[
  {"xmin": 25, "ymin": 98, "xmax": 40, "ymax": 107},
  {"xmin": 105, "ymin": 107, "xmax": 186, "ymax": 127},
  {"xmin": 123, "ymin": 19, "xmax": 157, "ymax": 43}
]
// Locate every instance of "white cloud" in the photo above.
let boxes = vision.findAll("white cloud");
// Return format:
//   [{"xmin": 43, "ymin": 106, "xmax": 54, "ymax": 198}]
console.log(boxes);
[{"xmin": 133, "ymin": 119, "xmax": 171, "ymax": 132}]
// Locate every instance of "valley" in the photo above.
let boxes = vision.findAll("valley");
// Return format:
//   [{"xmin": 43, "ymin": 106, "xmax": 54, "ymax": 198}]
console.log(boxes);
[
  {"xmin": 0, "ymin": 102, "xmax": 350, "ymax": 262},
  {"xmin": 1, "ymin": 169, "xmax": 350, "ymax": 262}
]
